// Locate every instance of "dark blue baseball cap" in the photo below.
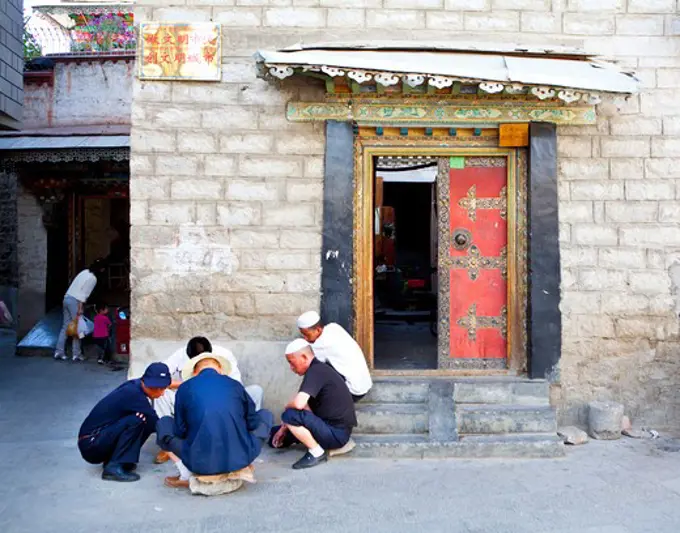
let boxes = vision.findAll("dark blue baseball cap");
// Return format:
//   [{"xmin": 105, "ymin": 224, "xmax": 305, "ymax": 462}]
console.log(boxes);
[{"xmin": 142, "ymin": 362, "xmax": 171, "ymax": 389}]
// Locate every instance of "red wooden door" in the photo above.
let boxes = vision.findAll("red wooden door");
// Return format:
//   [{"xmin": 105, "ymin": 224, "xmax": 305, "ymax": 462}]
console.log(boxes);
[{"xmin": 439, "ymin": 157, "xmax": 508, "ymax": 369}]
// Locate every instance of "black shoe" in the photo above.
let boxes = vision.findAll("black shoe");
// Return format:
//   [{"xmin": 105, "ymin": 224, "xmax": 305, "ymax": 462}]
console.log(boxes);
[
  {"xmin": 102, "ymin": 464, "xmax": 140, "ymax": 482},
  {"xmin": 292, "ymin": 451, "xmax": 328, "ymax": 470},
  {"xmin": 122, "ymin": 463, "xmax": 137, "ymax": 472}
]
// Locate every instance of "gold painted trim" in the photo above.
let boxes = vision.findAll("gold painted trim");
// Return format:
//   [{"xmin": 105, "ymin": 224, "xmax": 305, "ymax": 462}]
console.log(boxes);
[
  {"xmin": 288, "ymin": 100, "xmax": 596, "ymax": 125},
  {"xmin": 354, "ymin": 138, "xmax": 528, "ymax": 373}
]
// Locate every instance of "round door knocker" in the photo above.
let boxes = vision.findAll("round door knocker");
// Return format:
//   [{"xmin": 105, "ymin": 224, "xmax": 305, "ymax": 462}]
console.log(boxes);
[{"xmin": 452, "ymin": 228, "xmax": 472, "ymax": 251}]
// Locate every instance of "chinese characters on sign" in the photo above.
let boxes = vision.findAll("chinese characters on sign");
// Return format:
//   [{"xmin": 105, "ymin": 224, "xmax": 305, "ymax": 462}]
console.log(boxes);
[{"xmin": 138, "ymin": 23, "xmax": 221, "ymax": 81}]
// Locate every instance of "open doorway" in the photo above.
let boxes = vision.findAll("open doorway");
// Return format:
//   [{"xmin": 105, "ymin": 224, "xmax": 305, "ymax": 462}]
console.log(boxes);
[{"xmin": 373, "ymin": 157, "xmax": 438, "ymax": 370}]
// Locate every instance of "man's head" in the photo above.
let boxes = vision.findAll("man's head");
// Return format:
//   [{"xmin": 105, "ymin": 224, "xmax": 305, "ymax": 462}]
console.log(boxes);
[
  {"xmin": 193, "ymin": 356, "xmax": 223, "ymax": 376},
  {"xmin": 186, "ymin": 336, "xmax": 212, "ymax": 358},
  {"xmin": 89, "ymin": 258, "xmax": 107, "ymax": 274},
  {"xmin": 296, "ymin": 311, "xmax": 324, "ymax": 343},
  {"xmin": 285, "ymin": 339, "xmax": 314, "ymax": 376},
  {"xmin": 141, "ymin": 362, "xmax": 171, "ymax": 399},
  {"xmin": 180, "ymin": 353, "xmax": 232, "ymax": 381}
]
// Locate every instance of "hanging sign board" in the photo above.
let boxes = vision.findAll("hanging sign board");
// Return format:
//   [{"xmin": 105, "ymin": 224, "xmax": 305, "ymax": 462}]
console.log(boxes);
[
  {"xmin": 499, "ymin": 123, "xmax": 529, "ymax": 147},
  {"xmin": 138, "ymin": 22, "xmax": 221, "ymax": 81}
]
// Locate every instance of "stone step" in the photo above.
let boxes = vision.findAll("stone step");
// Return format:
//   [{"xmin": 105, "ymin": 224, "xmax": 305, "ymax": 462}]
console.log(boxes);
[
  {"xmin": 453, "ymin": 380, "xmax": 549, "ymax": 406},
  {"xmin": 356, "ymin": 403, "xmax": 429, "ymax": 435},
  {"xmin": 362, "ymin": 381, "xmax": 429, "ymax": 404},
  {"xmin": 350, "ymin": 433, "xmax": 564, "ymax": 459},
  {"xmin": 456, "ymin": 405, "xmax": 557, "ymax": 435}
]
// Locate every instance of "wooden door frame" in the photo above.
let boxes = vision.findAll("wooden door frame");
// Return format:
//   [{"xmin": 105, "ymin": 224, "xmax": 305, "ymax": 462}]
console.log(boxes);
[{"xmin": 354, "ymin": 136, "xmax": 528, "ymax": 376}]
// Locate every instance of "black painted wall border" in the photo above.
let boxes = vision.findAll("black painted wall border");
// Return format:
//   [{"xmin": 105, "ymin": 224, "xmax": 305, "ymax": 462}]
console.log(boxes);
[
  {"xmin": 319, "ymin": 120, "xmax": 354, "ymax": 334},
  {"xmin": 528, "ymin": 122, "xmax": 562, "ymax": 380}
]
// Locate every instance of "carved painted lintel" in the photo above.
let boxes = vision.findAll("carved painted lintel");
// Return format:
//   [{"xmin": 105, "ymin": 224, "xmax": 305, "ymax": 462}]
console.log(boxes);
[{"xmin": 286, "ymin": 101, "xmax": 597, "ymax": 126}]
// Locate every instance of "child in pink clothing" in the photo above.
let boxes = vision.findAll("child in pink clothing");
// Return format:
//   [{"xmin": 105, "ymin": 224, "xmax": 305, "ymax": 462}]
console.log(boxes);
[{"xmin": 93, "ymin": 303, "xmax": 112, "ymax": 365}]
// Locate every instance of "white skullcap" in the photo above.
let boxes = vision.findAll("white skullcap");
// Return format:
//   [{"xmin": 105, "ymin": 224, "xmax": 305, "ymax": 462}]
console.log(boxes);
[
  {"xmin": 297, "ymin": 310, "xmax": 321, "ymax": 329},
  {"xmin": 285, "ymin": 338, "xmax": 310, "ymax": 355}
]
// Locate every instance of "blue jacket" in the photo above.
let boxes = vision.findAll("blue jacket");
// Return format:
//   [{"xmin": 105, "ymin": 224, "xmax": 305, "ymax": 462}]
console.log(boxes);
[
  {"xmin": 174, "ymin": 369, "xmax": 262, "ymax": 475},
  {"xmin": 79, "ymin": 379, "xmax": 158, "ymax": 437}
]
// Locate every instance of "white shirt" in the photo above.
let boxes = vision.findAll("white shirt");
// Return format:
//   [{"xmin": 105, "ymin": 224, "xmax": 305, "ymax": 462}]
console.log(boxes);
[
  {"xmin": 66, "ymin": 270, "xmax": 97, "ymax": 303},
  {"xmin": 164, "ymin": 344, "xmax": 242, "ymax": 384},
  {"xmin": 311, "ymin": 323, "xmax": 373, "ymax": 396}
]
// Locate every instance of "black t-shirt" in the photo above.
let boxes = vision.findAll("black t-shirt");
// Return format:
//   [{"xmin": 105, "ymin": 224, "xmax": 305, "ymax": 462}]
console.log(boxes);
[{"xmin": 300, "ymin": 359, "xmax": 357, "ymax": 430}]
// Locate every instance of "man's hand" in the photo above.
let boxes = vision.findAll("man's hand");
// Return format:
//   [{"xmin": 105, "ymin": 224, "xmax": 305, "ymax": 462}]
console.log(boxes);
[
  {"xmin": 168, "ymin": 380, "xmax": 182, "ymax": 391},
  {"xmin": 272, "ymin": 426, "xmax": 288, "ymax": 448}
]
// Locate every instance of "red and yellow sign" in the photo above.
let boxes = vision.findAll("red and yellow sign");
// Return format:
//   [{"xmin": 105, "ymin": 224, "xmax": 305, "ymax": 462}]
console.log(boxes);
[{"xmin": 138, "ymin": 23, "xmax": 221, "ymax": 81}]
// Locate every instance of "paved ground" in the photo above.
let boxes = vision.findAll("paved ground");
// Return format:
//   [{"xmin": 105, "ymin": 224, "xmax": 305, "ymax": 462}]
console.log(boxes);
[{"xmin": 4, "ymin": 356, "xmax": 680, "ymax": 533}]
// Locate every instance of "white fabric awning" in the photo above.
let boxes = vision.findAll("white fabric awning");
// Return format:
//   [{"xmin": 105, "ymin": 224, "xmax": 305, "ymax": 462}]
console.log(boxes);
[{"xmin": 256, "ymin": 43, "xmax": 640, "ymax": 102}]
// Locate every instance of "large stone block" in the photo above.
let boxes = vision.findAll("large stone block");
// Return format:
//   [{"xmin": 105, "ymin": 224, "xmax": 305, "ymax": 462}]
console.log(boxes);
[
  {"xmin": 598, "ymin": 247, "xmax": 646, "ymax": 269},
  {"xmin": 171, "ymin": 179, "xmax": 222, "ymax": 200},
  {"xmin": 226, "ymin": 180, "xmax": 279, "ymax": 202},
  {"xmin": 629, "ymin": 271, "xmax": 671, "ymax": 294},
  {"xmin": 578, "ymin": 268, "xmax": 627, "ymax": 291},
  {"xmin": 464, "ymin": 11, "xmax": 519, "ymax": 31},
  {"xmin": 615, "ymin": 14, "xmax": 665, "ymax": 35},
  {"xmin": 558, "ymin": 158, "xmax": 609, "ymax": 181},
  {"xmin": 601, "ymin": 137, "xmax": 650, "ymax": 157},
  {"xmin": 425, "ymin": 11, "xmax": 464, "ymax": 30},
  {"xmin": 213, "ymin": 8, "xmax": 261, "ymax": 28},
  {"xmin": 204, "ymin": 155, "xmax": 237, "ymax": 176},
  {"xmin": 571, "ymin": 181, "xmax": 624, "ymax": 201},
  {"xmin": 177, "ymin": 132, "xmax": 218, "ymax": 154},
  {"xmin": 610, "ymin": 116, "xmax": 662, "ymax": 135},
  {"xmin": 366, "ymin": 9, "xmax": 425, "ymax": 29},
  {"xmin": 217, "ymin": 203, "xmax": 262, "ymax": 226},
  {"xmin": 600, "ymin": 293, "xmax": 649, "ymax": 315},
  {"xmin": 286, "ymin": 181, "xmax": 323, "ymax": 202},
  {"xmin": 610, "ymin": 158, "xmax": 644, "ymax": 180},
  {"xmin": 564, "ymin": 14, "xmax": 615, "ymax": 35},
  {"xmin": 327, "ymin": 8, "xmax": 365, "ymax": 28},
  {"xmin": 492, "ymin": 0, "xmax": 549, "ymax": 9},
  {"xmin": 567, "ymin": 0, "xmax": 623, "ymax": 11},
  {"xmin": 275, "ymin": 133, "xmax": 325, "ymax": 155},
  {"xmin": 220, "ymin": 134, "xmax": 273, "ymax": 154},
  {"xmin": 557, "ymin": 136, "xmax": 592, "ymax": 158},
  {"xmin": 560, "ymin": 202, "xmax": 593, "ymax": 223},
  {"xmin": 279, "ymin": 229, "xmax": 322, "ymax": 249},
  {"xmin": 560, "ymin": 291, "xmax": 601, "ymax": 314},
  {"xmin": 148, "ymin": 202, "xmax": 194, "ymax": 225},
  {"xmin": 588, "ymin": 401, "xmax": 624, "ymax": 440},
  {"xmin": 240, "ymin": 156, "xmax": 303, "ymax": 177},
  {"xmin": 645, "ymin": 158, "xmax": 680, "ymax": 179},
  {"xmin": 262, "ymin": 205, "xmax": 316, "ymax": 227},
  {"xmin": 652, "ymin": 137, "xmax": 680, "ymax": 158},
  {"xmin": 131, "ymin": 129, "xmax": 176, "ymax": 153},
  {"xmin": 253, "ymin": 293, "xmax": 318, "ymax": 315},
  {"xmin": 605, "ymin": 201, "xmax": 658, "ymax": 222},
  {"xmin": 572, "ymin": 224, "xmax": 617, "ymax": 246},
  {"xmin": 627, "ymin": 0, "xmax": 675, "ymax": 13},
  {"xmin": 620, "ymin": 226, "xmax": 680, "ymax": 246},
  {"xmin": 130, "ymin": 176, "xmax": 170, "ymax": 200},
  {"xmin": 156, "ymin": 155, "xmax": 200, "ymax": 176},
  {"xmin": 230, "ymin": 229, "xmax": 279, "ymax": 249},
  {"xmin": 520, "ymin": 12, "xmax": 560, "ymax": 33},
  {"xmin": 263, "ymin": 8, "xmax": 326, "ymax": 27},
  {"xmin": 625, "ymin": 181, "xmax": 674, "ymax": 200},
  {"xmin": 201, "ymin": 107, "xmax": 258, "ymax": 130},
  {"xmin": 264, "ymin": 251, "xmax": 312, "ymax": 270},
  {"xmin": 445, "ymin": 0, "xmax": 489, "ymax": 9}
]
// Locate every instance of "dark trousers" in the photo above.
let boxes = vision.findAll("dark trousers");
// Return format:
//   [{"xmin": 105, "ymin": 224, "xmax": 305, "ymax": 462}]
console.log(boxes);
[
  {"xmin": 93, "ymin": 337, "xmax": 112, "ymax": 362},
  {"xmin": 270, "ymin": 408, "xmax": 351, "ymax": 451},
  {"xmin": 78, "ymin": 415, "xmax": 154, "ymax": 467},
  {"xmin": 156, "ymin": 409, "xmax": 275, "ymax": 457},
  {"xmin": 352, "ymin": 393, "xmax": 366, "ymax": 403}
]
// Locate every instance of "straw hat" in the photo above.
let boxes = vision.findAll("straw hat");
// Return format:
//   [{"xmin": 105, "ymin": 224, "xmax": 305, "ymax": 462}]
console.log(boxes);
[{"xmin": 181, "ymin": 352, "xmax": 232, "ymax": 381}]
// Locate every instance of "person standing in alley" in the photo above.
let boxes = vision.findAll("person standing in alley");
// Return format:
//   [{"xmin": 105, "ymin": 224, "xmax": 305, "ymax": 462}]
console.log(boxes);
[{"xmin": 54, "ymin": 259, "xmax": 106, "ymax": 362}]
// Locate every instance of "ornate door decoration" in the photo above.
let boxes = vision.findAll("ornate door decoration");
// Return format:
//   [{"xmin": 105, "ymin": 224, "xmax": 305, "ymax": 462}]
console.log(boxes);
[{"xmin": 438, "ymin": 156, "xmax": 509, "ymax": 369}]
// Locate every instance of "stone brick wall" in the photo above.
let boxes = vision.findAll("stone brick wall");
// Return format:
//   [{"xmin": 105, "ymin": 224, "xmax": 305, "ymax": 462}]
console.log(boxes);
[
  {"xmin": 0, "ymin": 0, "xmax": 23, "ymax": 129},
  {"xmin": 23, "ymin": 59, "xmax": 134, "ymax": 129},
  {"xmin": 17, "ymin": 187, "xmax": 47, "ymax": 336},
  {"xmin": 131, "ymin": 0, "xmax": 680, "ymax": 423}
]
